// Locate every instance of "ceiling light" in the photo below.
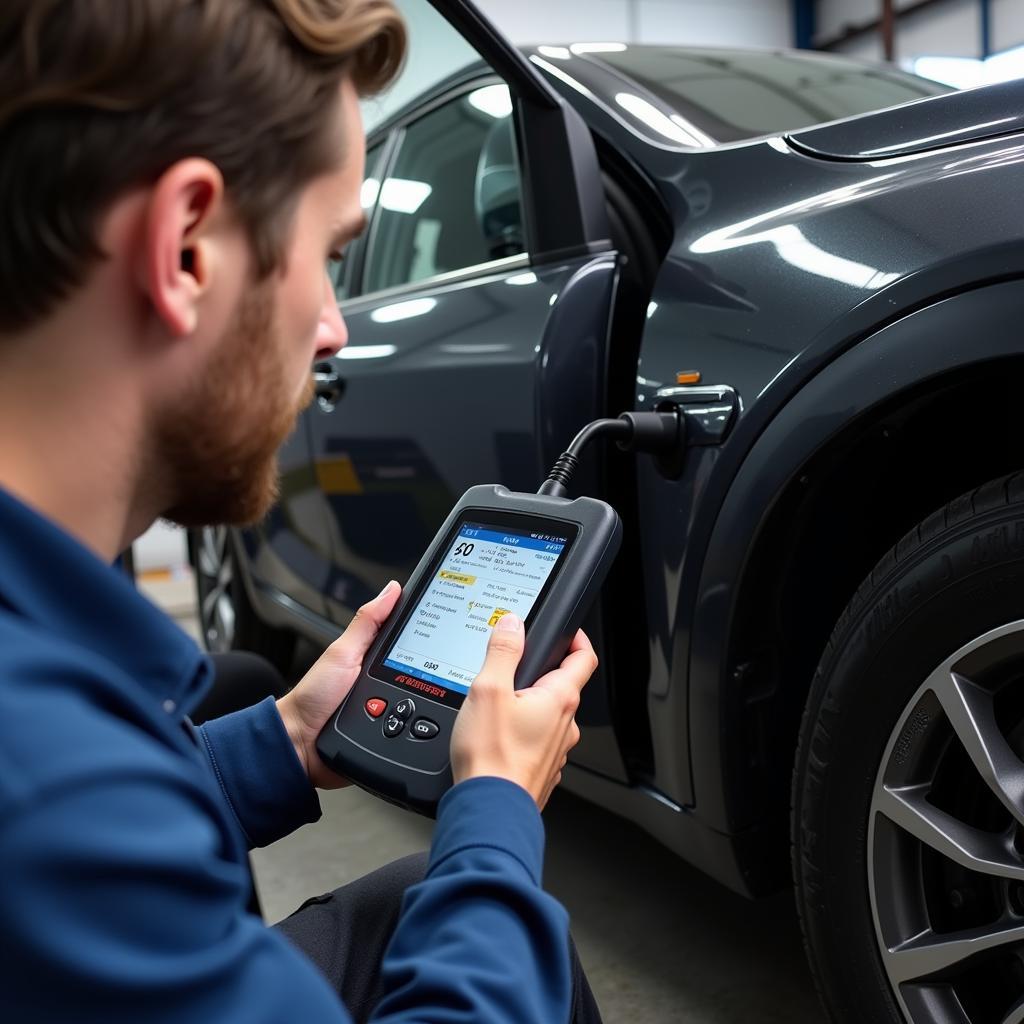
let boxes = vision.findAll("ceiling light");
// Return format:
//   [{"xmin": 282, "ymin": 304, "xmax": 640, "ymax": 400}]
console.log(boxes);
[
  {"xmin": 505, "ymin": 272, "xmax": 537, "ymax": 286},
  {"xmin": 468, "ymin": 84, "xmax": 513, "ymax": 119},
  {"xmin": 360, "ymin": 178, "xmax": 380, "ymax": 209},
  {"xmin": 379, "ymin": 178, "xmax": 432, "ymax": 214},
  {"xmin": 338, "ymin": 344, "xmax": 398, "ymax": 359},
  {"xmin": 570, "ymin": 43, "xmax": 627, "ymax": 54},
  {"xmin": 370, "ymin": 298, "xmax": 437, "ymax": 324}
]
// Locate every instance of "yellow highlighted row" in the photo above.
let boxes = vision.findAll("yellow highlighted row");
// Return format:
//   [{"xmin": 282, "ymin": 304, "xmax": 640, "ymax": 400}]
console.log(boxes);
[{"xmin": 439, "ymin": 570, "xmax": 476, "ymax": 585}]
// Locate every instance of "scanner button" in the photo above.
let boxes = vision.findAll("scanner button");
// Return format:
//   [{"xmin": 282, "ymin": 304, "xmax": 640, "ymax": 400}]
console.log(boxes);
[
  {"xmin": 365, "ymin": 698, "xmax": 387, "ymax": 719},
  {"xmin": 410, "ymin": 718, "xmax": 439, "ymax": 740},
  {"xmin": 394, "ymin": 698, "xmax": 416, "ymax": 720},
  {"xmin": 383, "ymin": 714, "xmax": 405, "ymax": 737}
]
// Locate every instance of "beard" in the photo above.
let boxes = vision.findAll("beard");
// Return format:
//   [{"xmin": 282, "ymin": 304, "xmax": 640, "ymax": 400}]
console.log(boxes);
[{"xmin": 156, "ymin": 281, "xmax": 315, "ymax": 528}]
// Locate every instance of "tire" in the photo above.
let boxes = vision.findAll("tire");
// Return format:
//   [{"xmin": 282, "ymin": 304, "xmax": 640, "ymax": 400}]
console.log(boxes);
[
  {"xmin": 191, "ymin": 526, "xmax": 296, "ymax": 676},
  {"xmin": 793, "ymin": 473, "xmax": 1024, "ymax": 1024}
]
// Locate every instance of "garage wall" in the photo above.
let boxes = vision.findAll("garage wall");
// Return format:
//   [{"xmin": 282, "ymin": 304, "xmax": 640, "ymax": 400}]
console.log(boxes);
[
  {"xmin": 474, "ymin": 0, "xmax": 792, "ymax": 48},
  {"xmin": 816, "ymin": 0, "xmax": 1024, "ymax": 63}
]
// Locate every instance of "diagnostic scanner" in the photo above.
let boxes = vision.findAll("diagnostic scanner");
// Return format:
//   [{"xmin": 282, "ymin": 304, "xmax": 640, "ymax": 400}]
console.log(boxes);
[{"xmin": 315, "ymin": 484, "xmax": 621, "ymax": 814}]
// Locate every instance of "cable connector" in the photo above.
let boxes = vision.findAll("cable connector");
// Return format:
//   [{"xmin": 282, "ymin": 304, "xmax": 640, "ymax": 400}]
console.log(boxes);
[{"xmin": 538, "ymin": 410, "xmax": 685, "ymax": 497}]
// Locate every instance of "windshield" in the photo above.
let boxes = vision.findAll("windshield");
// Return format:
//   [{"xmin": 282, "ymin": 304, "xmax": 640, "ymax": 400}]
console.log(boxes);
[{"xmin": 594, "ymin": 46, "xmax": 951, "ymax": 143}]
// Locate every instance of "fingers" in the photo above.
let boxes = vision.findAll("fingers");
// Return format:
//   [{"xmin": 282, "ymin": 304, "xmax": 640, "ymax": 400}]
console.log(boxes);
[
  {"xmin": 531, "ymin": 634, "xmax": 599, "ymax": 700},
  {"xmin": 327, "ymin": 581, "xmax": 401, "ymax": 666},
  {"xmin": 472, "ymin": 613, "xmax": 524, "ymax": 690}
]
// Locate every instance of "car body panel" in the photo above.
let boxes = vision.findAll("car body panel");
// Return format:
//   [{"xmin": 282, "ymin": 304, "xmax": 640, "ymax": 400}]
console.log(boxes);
[
  {"xmin": 229, "ymin": 15, "xmax": 1024, "ymax": 893},
  {"xmin": 688, "ymin": 277, "xmax": 1024, "ymax": 835},
  {"xmin": 630, "ymin": 122, "xmax": 1024, "ymax": 817},
  {"xmin": 788, "ymin": 76, "xmax": 1024, "ymax": 160}
]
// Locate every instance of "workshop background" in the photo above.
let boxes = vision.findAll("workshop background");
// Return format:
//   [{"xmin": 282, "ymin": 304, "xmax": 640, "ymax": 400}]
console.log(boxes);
[{"xmin": 137, "ymin": 2, "xmax": 1024, "ymax": 1021}]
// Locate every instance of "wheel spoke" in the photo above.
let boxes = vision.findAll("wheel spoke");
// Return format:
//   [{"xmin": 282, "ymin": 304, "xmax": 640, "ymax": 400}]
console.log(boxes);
[
  {"xmin": 198, "ymin": 529, "xmax": 219, "ymax": 578},
  {"xmin": 931, "ymin": 670, "xmax": 1024, "ymax": 824},
  {"xmin": 886, "ymin": 920, "xmax": 1024, "ymax": 984},
  {"xmin": 876, "ymin": 784, "xmax": 1024, "ymax": 880},
  {"xmin": 214, "ymin": 595, "xmax": 235, "ymax": 648}
]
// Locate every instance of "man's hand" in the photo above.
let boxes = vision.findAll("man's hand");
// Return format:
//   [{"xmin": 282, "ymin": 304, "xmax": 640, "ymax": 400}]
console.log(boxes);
[
  {"xmin": 276, "ymin": 580, "xmax": 401, "ymax": 790},
  {"xmin": 451, "ymin": 614, "xmax": 598, "ymax": 810}
]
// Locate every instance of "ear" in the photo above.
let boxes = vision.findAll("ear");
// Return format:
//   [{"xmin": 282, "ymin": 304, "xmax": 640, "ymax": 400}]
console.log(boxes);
[{"xmin": 140, "ymin": 158, "xmax": 225, "ymax": 337}]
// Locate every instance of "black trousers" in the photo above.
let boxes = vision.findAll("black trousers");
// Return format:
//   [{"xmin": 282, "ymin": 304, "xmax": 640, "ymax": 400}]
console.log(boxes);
[
  {"xmin": 275, "ymin": 852, "xmax": 604, "ymax": 1024},
  {"xmin": 199, "ymin": 654, "xmax": 601, "ymax": 1021}
]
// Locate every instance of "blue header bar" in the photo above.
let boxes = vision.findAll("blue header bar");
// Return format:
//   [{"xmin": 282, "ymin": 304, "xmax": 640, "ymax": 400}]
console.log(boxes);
[{"xmin": 459, "ymin": 524, "xmax": 565, "ymax": 554}]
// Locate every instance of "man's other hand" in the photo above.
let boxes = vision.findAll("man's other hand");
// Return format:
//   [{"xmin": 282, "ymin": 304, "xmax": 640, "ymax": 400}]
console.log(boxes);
[
  {"xmin": 451, "ymin": 615, "xmax": 598, "ymax": 809},
  {"xmin": 276, "ymin": 580, "xmax": 401, "ymax": 790}
]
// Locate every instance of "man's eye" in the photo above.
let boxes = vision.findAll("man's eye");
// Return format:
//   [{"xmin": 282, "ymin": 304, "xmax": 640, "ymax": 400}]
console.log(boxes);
[{"xmin": 328, "ymin": 250, "xmax": 346, "ymax": 265}]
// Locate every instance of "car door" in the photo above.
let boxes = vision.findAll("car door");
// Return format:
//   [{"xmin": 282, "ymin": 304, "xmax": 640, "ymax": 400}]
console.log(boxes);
[{"xmin": 308, "ymin": 0, "xmax": 626, "ymax": 776}]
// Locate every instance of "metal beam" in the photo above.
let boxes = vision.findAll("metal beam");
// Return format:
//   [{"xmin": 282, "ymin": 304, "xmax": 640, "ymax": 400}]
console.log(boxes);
[
  {"xmin": 793, "ymin": 0, "xmax": 816, "ymax": 50},
  {"xmin": 980, "ymin": 0, "xmax": 992, "ymax": 58},
  {"xmin": 815, "ymin": 0, "xmax": 947, "ymax": 51},
  {"xmin": 881, "ymin": 0, "xmax": 895, "ymax": 60}
]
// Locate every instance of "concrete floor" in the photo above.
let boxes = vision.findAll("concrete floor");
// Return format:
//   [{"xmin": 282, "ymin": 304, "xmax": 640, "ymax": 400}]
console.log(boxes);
[{"xmin": 146, "ymin": 575, "xmax": 826, "ymax": 1024}]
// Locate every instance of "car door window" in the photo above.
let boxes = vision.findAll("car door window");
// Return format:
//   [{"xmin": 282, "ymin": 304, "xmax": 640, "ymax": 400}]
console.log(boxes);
[
  {"xmin": 330, "ymin": 144, "xmax": 386, "ymax": 302},
  {"xmin": 363, "ymin": 83, "xmax": 525, "ymax": 295}
]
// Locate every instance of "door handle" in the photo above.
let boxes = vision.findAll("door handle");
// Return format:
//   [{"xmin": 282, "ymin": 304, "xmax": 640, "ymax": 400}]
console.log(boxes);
[{"xmin": 313, "ymin": 361, "xmax": 345, "ymax": 411}]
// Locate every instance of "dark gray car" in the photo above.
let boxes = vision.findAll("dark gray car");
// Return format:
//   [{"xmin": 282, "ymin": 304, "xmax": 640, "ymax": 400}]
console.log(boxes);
[{"xmin": 192, "ymin": 4, "xmax": 1024, "ymax": 1021}]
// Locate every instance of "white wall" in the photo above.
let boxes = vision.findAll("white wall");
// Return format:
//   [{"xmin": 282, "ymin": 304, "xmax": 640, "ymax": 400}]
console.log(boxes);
[
  {"xmin": 817, "ymin": 0, "xmax": 1024, "ymax": 63},
  {"xmin": 475, "ymin": 0, "xmax": 792, "ymax": 48}
]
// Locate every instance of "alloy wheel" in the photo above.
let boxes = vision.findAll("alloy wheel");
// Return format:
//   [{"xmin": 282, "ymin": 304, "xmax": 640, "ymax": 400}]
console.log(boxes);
[
  {"xmin": 196, "ymin": 526, "xmax": 235, "ymax": 653},
  {"xmin": 869, "ymin": 619, "xmax": 1024, "ymax": 1024}
]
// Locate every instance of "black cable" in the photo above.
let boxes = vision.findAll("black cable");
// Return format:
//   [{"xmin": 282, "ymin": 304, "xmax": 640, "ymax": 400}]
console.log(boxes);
[{"xmin": 538, "ymin": 410, "xmax": 684, "ymax": 498}]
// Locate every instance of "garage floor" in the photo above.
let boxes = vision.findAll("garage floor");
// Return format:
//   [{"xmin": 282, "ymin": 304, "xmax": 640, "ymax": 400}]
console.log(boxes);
[{"xmin": 150, "ymin": 576, "xmax": 826, "ymax": 1023}]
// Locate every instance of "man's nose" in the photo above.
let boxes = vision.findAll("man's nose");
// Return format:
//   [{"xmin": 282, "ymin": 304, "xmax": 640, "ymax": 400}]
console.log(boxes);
[{"xmin": 314, "ymin": 271, "xmax": 348, "ymax": 360}]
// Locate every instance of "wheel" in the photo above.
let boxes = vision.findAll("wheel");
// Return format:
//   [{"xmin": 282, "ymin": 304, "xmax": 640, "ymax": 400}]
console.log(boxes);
[
  {"xmin": 793, "ymin": 473, "xmax": 1024, "ymax": 1024},
  {"xmin": 192, "ymin": 526, "xmax": 295, "ymax": 675}
]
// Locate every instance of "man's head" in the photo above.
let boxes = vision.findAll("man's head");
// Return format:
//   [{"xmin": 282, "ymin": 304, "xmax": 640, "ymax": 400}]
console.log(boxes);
[{"xmin": 0, "ymin": 0, "xmax": 405, "ymax": 534}]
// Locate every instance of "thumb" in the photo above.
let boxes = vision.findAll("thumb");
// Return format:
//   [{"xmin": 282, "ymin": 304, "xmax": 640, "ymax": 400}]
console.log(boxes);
[{"xmin": 473, "ymin": 613, "xmax": 524, "ymax": 689}]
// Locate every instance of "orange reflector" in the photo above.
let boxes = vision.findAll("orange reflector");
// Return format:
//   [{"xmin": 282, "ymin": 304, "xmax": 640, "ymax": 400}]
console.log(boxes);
[{"xmin": 676, "ymin": 371, "xmax": 702, "ymax": 385}]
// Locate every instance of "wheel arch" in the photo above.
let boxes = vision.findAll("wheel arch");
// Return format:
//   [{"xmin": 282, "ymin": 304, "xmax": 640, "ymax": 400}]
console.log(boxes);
[{"xmin": 687, "ymin": 279, "xmax": 1024, "ymax": 873}]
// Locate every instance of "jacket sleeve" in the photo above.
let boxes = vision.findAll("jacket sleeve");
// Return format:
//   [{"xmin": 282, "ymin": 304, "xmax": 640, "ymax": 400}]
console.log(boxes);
[
  {"xmin": 371, "ymin": 777, "xmax": 573, "ymax": 1024},
  {"xmin": 197, "ymin": 695, "xmax": 322, "ymax": 848},
  {"xmin": 0, "ymin": 760, "xmax": 350, "ymax": 1024}
]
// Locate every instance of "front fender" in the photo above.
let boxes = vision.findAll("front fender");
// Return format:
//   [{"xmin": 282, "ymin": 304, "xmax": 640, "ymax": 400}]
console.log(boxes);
[{"xmin": 689, "ymin": 277, "xmax": 1024, "ymax": 834}]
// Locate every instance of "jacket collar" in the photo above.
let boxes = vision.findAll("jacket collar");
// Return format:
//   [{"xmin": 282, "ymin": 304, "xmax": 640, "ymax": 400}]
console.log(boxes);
[{"xmin": 0, "ymin": 487, "xmax": 211, "ymax": 712}]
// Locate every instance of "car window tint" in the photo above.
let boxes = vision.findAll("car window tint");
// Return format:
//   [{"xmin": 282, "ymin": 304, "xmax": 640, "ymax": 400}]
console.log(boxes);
[
  {"xmin": 363, "ymin": 85, "xmax": 524, "ymax": 294},
  {"xmin": 331, "ymin": 144, "xmax": 385, "ymax": 302},
  {"xmin": 596, "ymin": 47, "xmax": 950, "ymax": 143}
]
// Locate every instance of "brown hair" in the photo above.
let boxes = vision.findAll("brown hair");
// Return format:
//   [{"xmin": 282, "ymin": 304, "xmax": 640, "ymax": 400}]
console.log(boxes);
[{"xmin": 0, "ymin": 0, "xmax": 406, "ymax": 331}]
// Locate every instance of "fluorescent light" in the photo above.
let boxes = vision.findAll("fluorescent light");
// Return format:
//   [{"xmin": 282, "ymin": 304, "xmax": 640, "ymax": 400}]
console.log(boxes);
[
  {"xmin": 505, "ymin": 272, "xmax": 537, "ymax": 286},
  {"xmin": 360, "ymin": 177, "xmax": 380, "ymax": 209},
  {"xmin": 646, "ymin": 301, "xmax": 658, "ymax": 318},
  {"xmin": 914, "ymin": 56, "xmax": 986, "ymax": 89},
  {"xmin": 915, "ymin": 45, "xmax": 1024, "ymax": 89},
  {"xmin": 537, "ymin": 45, "xmax": 571, "ymax": 60},
  {"xmin": 338, "ymin": 344, "xmax": 397, "ymax": 359},
  {"xmin": 984, "ymin": 44, "xmax": 1024, "ymax": 83},
  {"xmin": 615, "ymin": 92, "xmax": 709, "ymax": 147},
  {"xmin": 570, "ymin": 42, "xmax": 627, "ymax": 54},
  {"xmin": 370, "ymin": 297, "xmax": 437, "ymax": 324},
  {"xmin": 379, "ymin": 178, "xmax": 432, "ymax": 215},
  {"xmin": 468, "ymin": 83, "xmax": 513, "ymax": 119}
]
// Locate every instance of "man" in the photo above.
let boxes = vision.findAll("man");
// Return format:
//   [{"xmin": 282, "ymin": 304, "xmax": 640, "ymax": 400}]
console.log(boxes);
[{"xmin": 0, "ymin": 1, "xmax": 601, "ymax": 1020}]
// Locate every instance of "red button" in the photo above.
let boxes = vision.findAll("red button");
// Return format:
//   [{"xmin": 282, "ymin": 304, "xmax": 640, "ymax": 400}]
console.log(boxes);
[{"xmin": 365, "ymin": 698, "xmax": 387, "ymax": 718}]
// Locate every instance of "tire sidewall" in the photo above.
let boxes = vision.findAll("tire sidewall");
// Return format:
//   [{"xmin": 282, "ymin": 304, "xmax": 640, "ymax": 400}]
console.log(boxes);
[{"xmin": 794, "ymin": 504, "xmax": 1024, "ymax": 1023}]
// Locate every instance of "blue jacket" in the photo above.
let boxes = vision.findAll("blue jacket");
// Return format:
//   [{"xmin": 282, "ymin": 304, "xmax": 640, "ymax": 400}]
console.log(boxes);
[{"xmin": 0, "ymin": 488, "xmax": 571, "ymax": 1022}]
